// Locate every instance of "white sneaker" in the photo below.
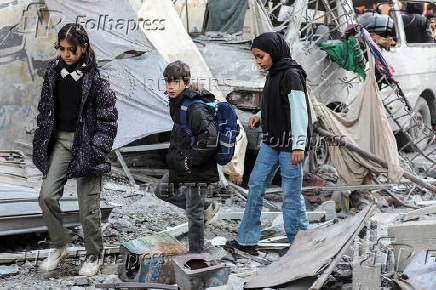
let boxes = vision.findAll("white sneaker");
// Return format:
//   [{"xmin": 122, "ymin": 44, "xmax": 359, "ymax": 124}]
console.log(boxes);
[
  {"xmin": 39, "ymin": 245, "xmax": 68, "ymax": 271},
  {"xmin": 204, "ymin": 201, "xmax": 221, "ymax": 226},
  {"xmin": 79, "ymin": 255, "xmax": 102, "ymax": 277}
]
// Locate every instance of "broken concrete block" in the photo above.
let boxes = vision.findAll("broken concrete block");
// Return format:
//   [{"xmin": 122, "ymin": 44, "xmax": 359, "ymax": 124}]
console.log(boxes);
[
  {"xmin": 352, "ymin": 224, "xmax": 381, "ymax": 290},
  {"xmin": 388, "ymin": 219, "xmax": 436, "ymax": 271},
  {"xmin": 102, "ymin": 274, "xmax": 122, "ymax": 284},
  {"xmin": 206, "ymin": 247, "xmax": 233, "ymax": 262},
  {"xmin": 318, "ymin": 201, "xmax": 336, "ymax": 220},
  {"xmin": 210, "ymin": 236, "xmax": 227, "ymax": 246},
  {"xmin": 0, "ymin": 264, "xmax": 19, "ymax": 277},
  {"xmin": 73, "ymin": 276, "xmax": 90, "ymax": 286},
  {"xmin": 205, "ymin": 274, "xmax": 245, "ymax": 290},
  {"xmin": 402, "ymin": 205, "xmax": 436, "ymax": 221},
  {"xmin": 173, "ymin": 253, "xmax": 230, "ymax": 290}
]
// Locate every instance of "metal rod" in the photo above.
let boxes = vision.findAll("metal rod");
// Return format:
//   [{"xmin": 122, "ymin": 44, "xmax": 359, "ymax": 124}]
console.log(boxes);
[
  {"xmin": 115, "ymin": 150, "xmax": 136, "ymax": 186},
  {"xmin": 315, "ymin": 127, "xmax": 436, "ymax": 194}
]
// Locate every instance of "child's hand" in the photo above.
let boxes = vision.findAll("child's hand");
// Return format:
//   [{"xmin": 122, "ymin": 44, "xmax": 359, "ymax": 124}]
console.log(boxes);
[
  {"xmin": 248, "ymin": 116, "xmax": 260, "ymax": 129},
  {"xmin": 291, "ymin": 150, "xmax": 304, "ymax": 165}
]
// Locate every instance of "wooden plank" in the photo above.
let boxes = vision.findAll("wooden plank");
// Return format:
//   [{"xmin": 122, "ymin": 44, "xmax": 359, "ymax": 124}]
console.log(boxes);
[
  {"xmin": 118, "ymin": 143, "xmax": 170, "ymax": 153},
  {"xmin": 115, "ymin": 150, "xmax": 136, "ymax": 186},
  {"xmin": 257, "ymin": 242, "xmax": 290, "ymax": 249},
  {"xmin": 112, "ymin": 167, "xmax": 159, "ymax": 184},
  {"xmin": 229, "ymin": 183, "xmax": 281, "ymax": 211},
  {"xmin": 266, "ymin": 184, "xmax": 396, "ymax": 194},
  {"xmin": 217, "ymin": 210, "xmax": 326, "ymax": 223},
  {"xmin": 128, "ymin": 168, "xmax": 168, "ymax": 177},
  {"xmin": 315, "ymin": 127, "xmax": 436, "ymax": 194},
  {"xmin": 159, "ymin": 222, "xmax": 188, "ymax": 237}
]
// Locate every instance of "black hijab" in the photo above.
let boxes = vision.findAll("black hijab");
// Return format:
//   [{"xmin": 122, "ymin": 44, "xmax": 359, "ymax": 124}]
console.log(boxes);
[{"xmin": 252, "ymin": 32, "xmax": 312, "ymax": 151}]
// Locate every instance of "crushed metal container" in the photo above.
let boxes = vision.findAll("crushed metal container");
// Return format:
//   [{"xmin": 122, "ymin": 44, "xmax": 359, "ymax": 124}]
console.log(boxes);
[
  {"xmin": 118, "ymin": 232, "xmax": 186, "ymax": 284},
  {"xmin": 173, "ymin": 253, "xmax": 230, "ymax": 290}
]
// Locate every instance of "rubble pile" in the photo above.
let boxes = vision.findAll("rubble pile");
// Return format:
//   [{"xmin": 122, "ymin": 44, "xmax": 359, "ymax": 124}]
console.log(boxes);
[{"xmin": 0, "ymin": 163, "xmax": 435, "ymax": 289}]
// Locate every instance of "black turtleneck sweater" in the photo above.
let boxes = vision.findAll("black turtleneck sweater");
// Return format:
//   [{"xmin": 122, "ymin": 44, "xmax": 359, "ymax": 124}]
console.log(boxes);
[{"xmin": 54, "ymin": 64, "xmax": 83, "ymax": 132}]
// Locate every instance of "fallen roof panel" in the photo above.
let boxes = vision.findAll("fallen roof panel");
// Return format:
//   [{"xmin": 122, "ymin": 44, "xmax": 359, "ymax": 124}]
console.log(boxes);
[
  {"xmin": 0, "ymin": 183, "xmax": 112, "ymax": 236},
  {"xmin": 245, "ymin": 204, "xmax": 375, "ymax": 288}
]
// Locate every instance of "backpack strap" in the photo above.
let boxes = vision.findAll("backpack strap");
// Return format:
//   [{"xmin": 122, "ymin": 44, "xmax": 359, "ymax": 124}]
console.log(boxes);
[{"xmin": 179, "ymin": 99, "xmax": 205, "ymax": 146}]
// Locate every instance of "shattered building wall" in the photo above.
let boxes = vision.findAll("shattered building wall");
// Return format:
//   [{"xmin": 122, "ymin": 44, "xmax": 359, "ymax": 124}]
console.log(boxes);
[{"xmin": 0, "ymin": 1, "xmax": 57, "ymax": 149}]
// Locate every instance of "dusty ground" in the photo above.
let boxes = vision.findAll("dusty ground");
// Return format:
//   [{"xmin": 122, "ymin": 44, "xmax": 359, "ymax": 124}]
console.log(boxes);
[
  {"xmin": 1, "ymin": 155, "xmax": 435, "ymax": 289},
  {"xmin": 0, "ymin": 173, "xmax": 249, "ymax": 289}
]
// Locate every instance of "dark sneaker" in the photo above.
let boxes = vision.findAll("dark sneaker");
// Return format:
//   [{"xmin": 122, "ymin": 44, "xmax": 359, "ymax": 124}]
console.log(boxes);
[
  {"xmin": 225, "ymin": 239, "xmax": 258, "ymax": 256},
  {"xmin": 278, "ymin": 247, "xmax": 290, "ymax": 257}
]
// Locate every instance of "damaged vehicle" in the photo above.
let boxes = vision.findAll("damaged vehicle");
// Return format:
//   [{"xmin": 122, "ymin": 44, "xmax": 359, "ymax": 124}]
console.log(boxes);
[{"xmin": 199, "ymin": 0, "xmax": 435, "ymax": 176}]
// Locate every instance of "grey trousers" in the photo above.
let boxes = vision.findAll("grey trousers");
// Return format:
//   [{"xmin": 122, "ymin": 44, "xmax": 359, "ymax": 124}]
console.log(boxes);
[
  {"xmin": 38, "ymin": 131, "xmax": 103, "ymax": 256},
  {"xmin": 154, "ymin": 173, "xmax": 208, "ymax": 253}
]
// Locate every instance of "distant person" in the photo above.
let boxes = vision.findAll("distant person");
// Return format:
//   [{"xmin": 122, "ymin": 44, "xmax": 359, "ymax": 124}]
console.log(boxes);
[
  {"xmin": 33, "ymin": 23, "xmax": 118, "ymax": 276},
  {"xmin": 357, "ymin": 3, "xmax": 395, "ymax": 38},
  {"xmin": 401, "ymin": 2, "xmax": 434, "ymax": 43},
  {"xmin": 431, "ymin": 18, "xmax": 436, "ymax": 41}
]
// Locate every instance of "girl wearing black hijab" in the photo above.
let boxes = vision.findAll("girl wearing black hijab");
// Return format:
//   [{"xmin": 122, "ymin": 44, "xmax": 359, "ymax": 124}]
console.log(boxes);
[{"xmin": 227, "ymin": 32, "xmax": 312, "ymax": 254}]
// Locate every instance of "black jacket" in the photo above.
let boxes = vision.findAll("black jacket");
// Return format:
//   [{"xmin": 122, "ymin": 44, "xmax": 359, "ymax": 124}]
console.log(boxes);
[
  {"xmin": 401, "ymin": 13, "xmax": 434, "ymax": 43},
  {"xmin": 167, "ymin": 88, "xmax": 219, "ymax": 185},
  {"xmin": 32, "ymin": 60, "xmax": 118, "ymax": 179}
]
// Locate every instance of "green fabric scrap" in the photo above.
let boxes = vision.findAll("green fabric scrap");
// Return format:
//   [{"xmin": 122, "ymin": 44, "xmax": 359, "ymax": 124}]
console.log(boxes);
[{"xmin": 320, "ymin": 37, "xmax": 366, "ymax": 81}]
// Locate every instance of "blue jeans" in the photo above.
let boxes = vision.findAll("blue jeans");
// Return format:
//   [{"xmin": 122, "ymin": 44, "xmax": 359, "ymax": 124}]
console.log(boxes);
[{"xmin": 236, "ymin": 143, "xmax": 309, "ymax": 245}]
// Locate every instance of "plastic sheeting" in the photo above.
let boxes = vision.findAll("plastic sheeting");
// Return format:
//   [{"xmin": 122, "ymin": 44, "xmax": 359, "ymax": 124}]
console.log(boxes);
[
  {"xmin": 137, "ymin": 0, "xmax": 248, "ymax": 178},
  {"xmin": 99, "ymin": 55, "xmax": 172, "ymax": 149},
  {"xmin": 44, "ymin": 0, "xmax": 152, "ymax": 61},
  {"xmin": 310, "ymin": 52, "xmax": 404, "ymax": 184},
  {"xmin": 43, "ymin": 0, "xmax": 172, "ymax": 149},
  {"xmin": 205, "ymin": 0, "xmax": 248, "ymax": 34}
]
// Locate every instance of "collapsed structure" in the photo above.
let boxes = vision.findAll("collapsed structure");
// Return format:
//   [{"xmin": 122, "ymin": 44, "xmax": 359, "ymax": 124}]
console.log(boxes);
[{"xmin": 0, "ymin": 0, "xmax": 435, "ymax": 289}]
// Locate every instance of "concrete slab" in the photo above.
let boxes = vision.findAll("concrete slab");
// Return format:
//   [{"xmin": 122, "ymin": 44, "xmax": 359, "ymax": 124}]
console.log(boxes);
[
  {"xmin": 403, "ymin": 205, "xmax": 436, "ymax": 221},
  {"xmin": 388, "ymin": 220, "xmax": 436, "ymax": 271}
]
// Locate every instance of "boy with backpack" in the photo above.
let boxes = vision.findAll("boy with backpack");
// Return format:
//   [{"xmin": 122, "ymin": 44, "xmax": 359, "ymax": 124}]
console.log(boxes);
[{"xmin": 154, "ymin": 60, "xmax": 238, "ymax": 253}]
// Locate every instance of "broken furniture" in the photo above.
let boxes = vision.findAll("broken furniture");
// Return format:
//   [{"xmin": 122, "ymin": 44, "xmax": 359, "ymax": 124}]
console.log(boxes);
[
  {"xmin": 173, "ymin": 252, "xmax": 229, "ymax": 290},
  {"xmin": 118, "ymin": 233, "xmax": 186, "ymax": 284}
]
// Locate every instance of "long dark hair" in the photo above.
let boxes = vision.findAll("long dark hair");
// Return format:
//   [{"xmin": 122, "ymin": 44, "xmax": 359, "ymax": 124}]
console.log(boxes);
[{"xmin": 55, "ymin": 23, "xmax": 96, "ymax": 72}]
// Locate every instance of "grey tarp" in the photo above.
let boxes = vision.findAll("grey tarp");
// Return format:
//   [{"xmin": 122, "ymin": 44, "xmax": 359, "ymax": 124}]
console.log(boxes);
[
  {"xmin": 0, "ymin": 0, "xmax": 172, "ymax": 150},
  {"xmin": 40, "ymin": 0, "xmax": 173, "ymax": 149},
  {"xmin": 44, "ymin": 0, "xmax": 153, "ymax": 61},
  {"xmin": 138, "ymin": 0, "xmax": 249, "ymax": 179},
  {"xmin": 99, "ymin": 56, "xmax": 172, "ymax": 149},
  {"xmin": 205, "ymin": 0, "xmax": 248, "ymax": 34}
]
